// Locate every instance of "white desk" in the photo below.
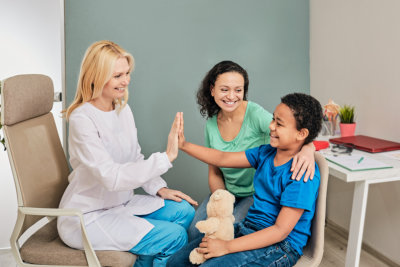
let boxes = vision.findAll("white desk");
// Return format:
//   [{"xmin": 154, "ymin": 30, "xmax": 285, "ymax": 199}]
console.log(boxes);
[{"xmin": 320, "ymin": 148, "xmax": 400, "ymax": 267}]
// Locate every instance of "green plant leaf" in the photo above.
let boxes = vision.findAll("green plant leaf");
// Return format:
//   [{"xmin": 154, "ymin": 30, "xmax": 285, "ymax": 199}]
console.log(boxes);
[{"xmin": 339, "ymin": 105, "xmax": 355, "ymax": 124}]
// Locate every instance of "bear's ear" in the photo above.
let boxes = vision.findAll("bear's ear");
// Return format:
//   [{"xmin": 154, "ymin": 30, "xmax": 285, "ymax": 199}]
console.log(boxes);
[
  {"xmin": 211, "ymin": 189, "xmax": 224, "ymax": 201},
  {"xmin": 213, "ymin": 191, "xmax": 222, "ymax": 201}
]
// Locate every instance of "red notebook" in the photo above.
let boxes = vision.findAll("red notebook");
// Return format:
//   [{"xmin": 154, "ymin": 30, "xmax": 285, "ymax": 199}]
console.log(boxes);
[{"xmin": 329, "ymin": 135, "xmax": 400, "ymax": 153}]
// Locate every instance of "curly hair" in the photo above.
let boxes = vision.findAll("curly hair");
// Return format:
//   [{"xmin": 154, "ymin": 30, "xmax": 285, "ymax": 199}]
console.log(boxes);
[
  {"xmin": 197, "ymin": 61, "xmax": 249, "ymax": 119},
  {"xmin": 281, "ymin": 93, "xmax": 323, "ymax": 145}
]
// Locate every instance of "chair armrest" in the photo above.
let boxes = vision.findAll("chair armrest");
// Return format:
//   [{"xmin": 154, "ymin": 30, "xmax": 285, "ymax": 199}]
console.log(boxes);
[
  {"xmin": 19, "ymin": 206, "xmax": 83, "ymax": 217},
  {"xmin": 17, "ymin": 207, "xmax": 101, "ymax": 267}
]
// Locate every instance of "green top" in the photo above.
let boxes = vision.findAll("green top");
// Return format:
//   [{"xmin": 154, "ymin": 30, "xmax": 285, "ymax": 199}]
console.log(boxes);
[{"xmin": 205, "ymin": 101, "xmax": 273, "ymax": 197}]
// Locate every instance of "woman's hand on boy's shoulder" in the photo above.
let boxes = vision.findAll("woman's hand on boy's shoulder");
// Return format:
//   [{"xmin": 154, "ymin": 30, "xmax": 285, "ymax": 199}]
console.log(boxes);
[{"xmin": 291, "ymin": 143, "xmax": 315, "ymax": 182}]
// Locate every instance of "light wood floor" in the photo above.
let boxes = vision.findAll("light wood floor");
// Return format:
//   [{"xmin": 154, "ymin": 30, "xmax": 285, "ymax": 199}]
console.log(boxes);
[
  {"xmin": 321, "ymin": 226, "xmax": 392, "ymax": 267},
  {"xmin": 0, "ymin": 226, "xmax": 393, "ymax": 267}
]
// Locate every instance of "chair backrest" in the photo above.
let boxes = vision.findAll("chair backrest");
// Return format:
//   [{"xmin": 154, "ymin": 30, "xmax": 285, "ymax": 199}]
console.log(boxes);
[
  {"xmin": 294, "ymin": 152, "xmax": 329, "ymax": 267},
  {"xmin": 1, "ymin": 74, "xmax": 69, "ymax": 233}
]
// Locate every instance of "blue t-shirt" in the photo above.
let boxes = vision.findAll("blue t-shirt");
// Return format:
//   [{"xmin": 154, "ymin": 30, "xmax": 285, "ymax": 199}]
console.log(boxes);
[{"xmin": 245, "ymin": 144, "xmax": 320, "ymax": 255}]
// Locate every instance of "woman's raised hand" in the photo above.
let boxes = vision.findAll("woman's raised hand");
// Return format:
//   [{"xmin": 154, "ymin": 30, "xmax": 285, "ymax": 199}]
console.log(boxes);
[{"xmin": 166, "ymin": 112, "xmax": 181, "ymax": 162}]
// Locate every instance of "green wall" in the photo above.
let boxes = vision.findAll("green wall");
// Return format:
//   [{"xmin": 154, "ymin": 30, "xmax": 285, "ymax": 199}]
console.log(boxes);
[{"xmin": 65, "ymin": 0, "xmax": 309, "ymax": 202}]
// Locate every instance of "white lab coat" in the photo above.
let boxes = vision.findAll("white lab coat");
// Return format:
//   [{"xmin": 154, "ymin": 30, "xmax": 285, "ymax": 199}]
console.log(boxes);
[{"xmin": 57, "ymin": 103, "xmax": 171, "ymax": 251}]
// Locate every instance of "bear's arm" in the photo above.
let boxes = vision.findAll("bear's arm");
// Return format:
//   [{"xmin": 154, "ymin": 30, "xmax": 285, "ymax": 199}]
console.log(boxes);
[{"xmin": 195, "ymin": 217, "xmax": 220, "ymax": 234}]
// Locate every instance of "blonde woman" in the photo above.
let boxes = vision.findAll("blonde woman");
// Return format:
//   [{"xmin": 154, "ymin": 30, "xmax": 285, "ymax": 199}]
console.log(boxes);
[{"xmin": 58, "ymin": 40, "xmax": 197, "ymax": 267}]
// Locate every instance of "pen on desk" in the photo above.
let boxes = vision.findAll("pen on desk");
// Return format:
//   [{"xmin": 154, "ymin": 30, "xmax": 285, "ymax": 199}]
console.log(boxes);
[{"xmin": 357, "ymin": 157, "xmax": 364, "ymax": 164}]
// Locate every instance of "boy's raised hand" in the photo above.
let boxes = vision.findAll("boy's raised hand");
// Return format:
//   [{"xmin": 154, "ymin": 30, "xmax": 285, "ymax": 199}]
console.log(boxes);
[
  {"xmin": 178, "ymin": 112, "xmax": 186, "ymax": 149},
  {"xmin": 166, "ymin": 112, "xmax": 181, "ymax": 162}
]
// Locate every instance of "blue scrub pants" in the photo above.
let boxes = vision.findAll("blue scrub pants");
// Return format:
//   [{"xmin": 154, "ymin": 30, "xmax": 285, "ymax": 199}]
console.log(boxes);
[{"xmin": 129, "ymin": 199, "xmax": 195, "ymax": 267}]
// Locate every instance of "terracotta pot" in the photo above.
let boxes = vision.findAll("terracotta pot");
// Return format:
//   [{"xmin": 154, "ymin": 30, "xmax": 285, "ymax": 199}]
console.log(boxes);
[{"xmin": 340, "ymin": 123, "xmax": 356, "ymax": 137}]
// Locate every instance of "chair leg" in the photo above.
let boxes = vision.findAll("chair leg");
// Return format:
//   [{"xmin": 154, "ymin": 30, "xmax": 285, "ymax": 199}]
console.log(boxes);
[{"xmin": 10, "ymin": 210, "xmax": 26, "ymax": 266}]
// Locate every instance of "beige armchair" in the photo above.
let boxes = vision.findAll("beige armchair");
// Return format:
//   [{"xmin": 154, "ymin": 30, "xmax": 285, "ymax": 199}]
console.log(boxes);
[
  {"xmin": 294, "ymin": 152, "xmax": 329, "ymax": 267},
  {"xmin": 1, "ymin": 74, "xmax": 136, "ymax": 267}
]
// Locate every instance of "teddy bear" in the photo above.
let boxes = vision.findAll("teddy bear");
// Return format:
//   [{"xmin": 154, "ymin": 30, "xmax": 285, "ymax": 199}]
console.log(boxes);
[{"xmin": 189, "ymin": 189, "xmax": 235, "ymax": 265}]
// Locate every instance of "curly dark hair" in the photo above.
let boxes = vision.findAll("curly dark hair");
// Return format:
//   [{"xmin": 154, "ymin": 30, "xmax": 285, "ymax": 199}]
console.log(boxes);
[
  {"xmin": 281, "ymin": 93, "xmax": 323, "ymax": 145},
  {"xmin": 197, "ymin": 61, "xmax": 249, "ymax": 119}
]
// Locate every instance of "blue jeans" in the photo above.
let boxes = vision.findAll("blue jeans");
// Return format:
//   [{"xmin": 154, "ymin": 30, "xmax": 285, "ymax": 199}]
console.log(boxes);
[
  {"xmin": 167, "ymin": 220, "xmax": 300, "ymax": 267},
  {"xmin": 130, "ymin": 200, "xmax": 195, "ymax": 267},
  {"xmin": 188, "ymin": 194, "xmax": 253, "ymax": 242}
]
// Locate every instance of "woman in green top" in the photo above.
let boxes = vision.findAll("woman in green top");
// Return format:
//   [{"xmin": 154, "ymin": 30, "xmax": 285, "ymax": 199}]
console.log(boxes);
[{"xmin": 188, "ymin": 61, "xmax": 316, "ymax": 241}]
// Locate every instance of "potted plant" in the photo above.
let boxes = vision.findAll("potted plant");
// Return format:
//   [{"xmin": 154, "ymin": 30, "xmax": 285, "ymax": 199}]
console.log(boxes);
[{"xmin": 339, "ymin": 104, "xmax": 356, "ymax": 137}]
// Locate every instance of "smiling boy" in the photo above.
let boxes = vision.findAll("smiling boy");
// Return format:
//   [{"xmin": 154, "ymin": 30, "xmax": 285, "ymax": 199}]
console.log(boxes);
[{"xmin": 167, "ymin": 93, "xmax": 323, "ymax": 267}]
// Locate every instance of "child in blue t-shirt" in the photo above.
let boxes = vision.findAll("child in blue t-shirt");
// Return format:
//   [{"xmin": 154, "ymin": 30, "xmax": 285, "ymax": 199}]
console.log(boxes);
[{"xmin": 167, "ymin": 93, "xmax": 323, "ymax": 267}]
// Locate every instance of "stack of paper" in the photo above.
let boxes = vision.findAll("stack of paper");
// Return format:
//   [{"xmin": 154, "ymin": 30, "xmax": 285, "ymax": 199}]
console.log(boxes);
[{"xmin": 325, "ymin": 154, "xmax": 392, "ymax": 171}]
